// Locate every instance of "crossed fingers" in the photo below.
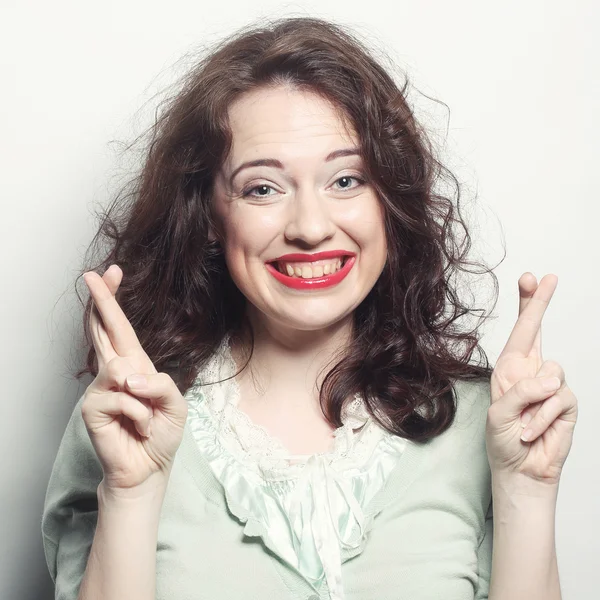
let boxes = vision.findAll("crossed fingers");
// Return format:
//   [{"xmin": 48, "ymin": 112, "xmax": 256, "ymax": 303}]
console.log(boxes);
[{"xmin": 83, "ymin": 265, "xmax": 156, "ymax": 374}]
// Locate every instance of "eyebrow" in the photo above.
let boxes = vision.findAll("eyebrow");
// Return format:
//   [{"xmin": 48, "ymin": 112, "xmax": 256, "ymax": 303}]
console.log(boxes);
[{"xmin": 228, "ymin": 147, "xmax": 361, "ymax": 184}]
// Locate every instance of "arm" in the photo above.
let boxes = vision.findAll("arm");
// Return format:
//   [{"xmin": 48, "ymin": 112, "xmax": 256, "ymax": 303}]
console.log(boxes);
[
  {"xmin": 42, "ymin": 395, "xmax": 103, "ymax": 600},
  {"xmin": 77, "ymin": 478, "xmax": 168, "ymax": 600},
  {"xmin": 488, "ymin": 473, "xmax": 561, "ymax": 600},
  {"xmin": 41, "ymin": 395, "xmax": 166, "ymax": 600}
]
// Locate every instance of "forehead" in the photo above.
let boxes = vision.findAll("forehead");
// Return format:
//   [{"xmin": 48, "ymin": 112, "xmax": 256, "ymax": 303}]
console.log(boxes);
[{"xmin": 224, "ymin": 86, "xmax": 358, "ymax": 165}]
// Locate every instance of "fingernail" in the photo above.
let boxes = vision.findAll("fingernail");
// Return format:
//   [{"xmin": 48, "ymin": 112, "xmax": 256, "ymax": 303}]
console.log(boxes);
[
  {"xmin": 542, "ymin": 376, "xmax": 561, "ymax": 391},
  {"xmin": 521, "ymin": 428, "xmax": 533, "ymax": 442},
  {"xmin": 127, "ymin": 374, "xmax": 147, "ymax": 388}
]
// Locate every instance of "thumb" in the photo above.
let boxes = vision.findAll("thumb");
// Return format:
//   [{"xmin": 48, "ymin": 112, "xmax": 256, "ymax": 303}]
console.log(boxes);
[
  {"xmin": 495, "ymin": 373, "xmax": 562, "ymax": 425},
  {"xmin": 518, "ymin": 361, "xmax": 564, "ymax": 427},
  {"xmin": 521, "ymin": 360, "xmax": 565, "ymax": 428}
]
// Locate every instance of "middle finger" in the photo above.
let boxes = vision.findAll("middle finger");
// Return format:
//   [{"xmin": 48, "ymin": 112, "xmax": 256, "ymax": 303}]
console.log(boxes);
[
  {"xmin": 502, "ymin": 273, "xmax": 557, "ymax": 357},
  {"xmin": 518, "ymin": 272, "xmax": 542, "ymax": 356}
]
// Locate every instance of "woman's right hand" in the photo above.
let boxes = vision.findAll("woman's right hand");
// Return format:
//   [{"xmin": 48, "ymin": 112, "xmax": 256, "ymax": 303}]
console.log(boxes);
[{"xmin": 81, "ymin": 264, "xmax": 188, "ymax": 495}]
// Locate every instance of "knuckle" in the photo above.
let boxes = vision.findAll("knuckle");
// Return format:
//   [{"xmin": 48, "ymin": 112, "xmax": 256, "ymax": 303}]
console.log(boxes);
[
  {"xmin": 535, "ymin": 408, "xmax": 551, "ymax": 427},
  {"xmin": 157, "ymin": 372, "xmax": 174, "ymax": 386},
  {"xmin": 514, "ymin": 378, "xmax": 534, "ymax": 397},
  {"xmin": 153, "ymin": 372, "xmax": 175, "ymax": 393},
  {"xmin": 541, "ymin": 359, "xmax": 564, "ymax": 380},
  {"xmin": 115, "ymin": 391, "xmax": 129, "ymax": 412},
  {"xmin": 104, "ymin": 357, "xmax": 121, "ymax": 379},
  {"xmin": 105, "ymin": 356, "xmax": 135, "ymax": 381}
]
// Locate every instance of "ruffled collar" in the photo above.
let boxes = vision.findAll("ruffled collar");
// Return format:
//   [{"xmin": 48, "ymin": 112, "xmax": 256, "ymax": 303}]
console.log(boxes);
[
  {"xmin": 187, "ymin": 333, "xmax": 379, "ymax": 480},
  {"xmin": 184, "ymin": 334, "xmax": 409, "ymax": 599}
]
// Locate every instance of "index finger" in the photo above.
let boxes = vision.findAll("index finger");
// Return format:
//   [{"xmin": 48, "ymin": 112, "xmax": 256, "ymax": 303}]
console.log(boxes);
[
  {"xmin": 83, "ymin": 265, "xmax": 144, "ymax": 358},
  {"xmin": 500, "ymin": 273, "xmax": 558, "ymax": 357},
  {"xmin": 88, "ymin": 300, "xmax": 118, "ymax": 370},
  {"xmin": 517, "ymin": 272, "xmax": 542, "ymax": 356}
]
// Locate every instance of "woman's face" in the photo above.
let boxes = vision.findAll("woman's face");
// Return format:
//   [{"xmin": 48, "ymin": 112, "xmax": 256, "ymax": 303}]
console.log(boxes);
[{"xmin": 212, "ymin": 85, "xmax": 387, "ymax": 333}]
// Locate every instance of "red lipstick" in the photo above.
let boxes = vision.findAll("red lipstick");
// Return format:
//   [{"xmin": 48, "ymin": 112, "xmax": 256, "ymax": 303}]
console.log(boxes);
[
  {"xmin": 271, "ymin": 250, "xmax": 351, "ymax": 262},
  {"xmin": 265, "ymin": 251, "xmax": 356, "ymax": 290}
]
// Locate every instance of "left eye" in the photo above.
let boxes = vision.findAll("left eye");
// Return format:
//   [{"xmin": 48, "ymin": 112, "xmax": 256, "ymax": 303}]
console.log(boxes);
[
  {"xmin": 333, "ymin": 175, "xmax": 365, "ymax": 191},
  {"xmin": 242, "ymin": 176, "xmax": 365, "ymax": 198}
]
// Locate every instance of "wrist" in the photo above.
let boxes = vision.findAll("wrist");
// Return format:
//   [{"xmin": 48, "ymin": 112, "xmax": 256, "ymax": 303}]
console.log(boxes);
[
  {"xmin": 491, "ymin": 470, "xmax": 559, "ymax": 502},
  {"xmin": 98, "ymin": 473, "xmax": 170, "ymax": 508}
]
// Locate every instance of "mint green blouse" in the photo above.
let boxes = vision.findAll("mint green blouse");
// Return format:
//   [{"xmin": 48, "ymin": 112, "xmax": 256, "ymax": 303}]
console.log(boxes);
[
  {"xmin": 42, "ymin": 348, "xmax": 494, "ymax": 600},
  {"xmin": 186, "ymin": 335, "xmax": 409, "ymax": 600}
]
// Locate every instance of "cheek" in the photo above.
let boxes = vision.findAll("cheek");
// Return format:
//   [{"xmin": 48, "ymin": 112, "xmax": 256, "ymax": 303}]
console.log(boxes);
[
  {"xmin": 219, "ymin": 210, "xmax": 279, "ymax": 269},
  {"xmin": 366, "ymin": 199, "xmax": 387, "ymax": 248},
  {"xmin": 339, "ymin": 198, "xmax": 387, "ymax": 252}
]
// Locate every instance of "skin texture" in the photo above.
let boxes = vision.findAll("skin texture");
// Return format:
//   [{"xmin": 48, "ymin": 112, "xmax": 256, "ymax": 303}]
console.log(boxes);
[
  {"xmin": 210, "ymin": 85, "xmax": 388, "ymax": 453},
  {"xmin": 487, "ymin": 272, "xmax": 577, "ymax": 485}
]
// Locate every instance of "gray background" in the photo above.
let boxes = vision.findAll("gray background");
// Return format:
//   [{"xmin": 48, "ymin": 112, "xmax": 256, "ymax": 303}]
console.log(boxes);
[{"xmin": 1, "ymin": 1, "xmax": 597, "ymax": 598}]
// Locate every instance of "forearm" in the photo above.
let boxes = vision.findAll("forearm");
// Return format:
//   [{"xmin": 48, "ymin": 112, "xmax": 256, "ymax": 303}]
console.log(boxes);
[
  {"xmin": 77, "ymin": 477, "xmax": 168, "ymax": 600},
  {"xmin": 488, "ymin": 473, "xmax": 561, "ymax": 600}
]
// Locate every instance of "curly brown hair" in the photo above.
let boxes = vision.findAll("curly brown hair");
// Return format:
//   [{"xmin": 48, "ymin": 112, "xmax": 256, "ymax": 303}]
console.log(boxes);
[{"xmin": 74, "ymin": 16, "xmax": 501, "ymax": 442}]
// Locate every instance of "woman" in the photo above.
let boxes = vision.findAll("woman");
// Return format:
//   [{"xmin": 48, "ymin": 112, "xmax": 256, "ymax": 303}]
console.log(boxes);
[{"xmin": 41, "ymin": 16, "xmax": 578, "ymax": 600}]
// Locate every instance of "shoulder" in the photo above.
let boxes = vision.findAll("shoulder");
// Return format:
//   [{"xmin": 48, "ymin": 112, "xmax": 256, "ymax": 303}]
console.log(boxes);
[
  {"xmin": 413, "ymin": 377, "xmax": 491, "ymax": 468},
  {"xmin": 450, "ymin": 377, "xmax": 491, "ymax": 439},
  {"xmin": 416, "ymin": 376, "xmax": 492, "ymax": 496}
]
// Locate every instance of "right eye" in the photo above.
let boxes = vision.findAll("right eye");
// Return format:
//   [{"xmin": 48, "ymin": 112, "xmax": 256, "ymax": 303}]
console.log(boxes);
[{"xmin": 242, "ymin": 184, "xmax": 277, "ymax": 198}]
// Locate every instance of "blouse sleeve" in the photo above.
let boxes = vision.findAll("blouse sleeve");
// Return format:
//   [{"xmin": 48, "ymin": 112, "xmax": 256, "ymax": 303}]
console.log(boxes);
[
  {"xmin": 41, "ymin": 394, "xmax": 103, "ymax": 600},
  {"xmin": 474, "ymin": 497, "xmax": 494, "ymax": 600}
]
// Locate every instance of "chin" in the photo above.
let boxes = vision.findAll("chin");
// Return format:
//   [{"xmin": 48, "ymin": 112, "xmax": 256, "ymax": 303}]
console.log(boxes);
[{"xmin": 268, "ymin": 303, "xmax": 357, "ymax": 332}]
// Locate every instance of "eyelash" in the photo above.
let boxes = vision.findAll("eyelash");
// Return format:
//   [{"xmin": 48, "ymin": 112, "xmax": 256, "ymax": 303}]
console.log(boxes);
[{"xmin": 241, "ymin": 175, "xmax": 366, "ymax": 198}]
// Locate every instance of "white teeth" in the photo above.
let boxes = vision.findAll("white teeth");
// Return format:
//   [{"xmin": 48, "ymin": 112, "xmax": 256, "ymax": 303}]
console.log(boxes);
[{"xmin": 276, "ymin": 258, "xmax": 347, "ymax": 278}]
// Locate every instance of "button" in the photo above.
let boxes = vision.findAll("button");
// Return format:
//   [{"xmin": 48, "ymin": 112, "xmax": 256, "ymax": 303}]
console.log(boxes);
[{"xmin": 307, "ymin": 596, "xmax": 319, "ymax": 600}]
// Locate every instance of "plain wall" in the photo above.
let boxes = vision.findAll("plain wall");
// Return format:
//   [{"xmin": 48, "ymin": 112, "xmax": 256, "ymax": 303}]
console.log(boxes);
[{"xmin": 1, "ymin": 1, "xmax": 597, "ymax": 598}]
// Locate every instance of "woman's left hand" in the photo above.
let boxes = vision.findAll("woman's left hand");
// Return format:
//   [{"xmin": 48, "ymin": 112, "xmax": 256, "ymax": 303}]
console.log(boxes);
[{"xmin": 486, "ymin": 272, "xmax": 578, "ymax": 486}]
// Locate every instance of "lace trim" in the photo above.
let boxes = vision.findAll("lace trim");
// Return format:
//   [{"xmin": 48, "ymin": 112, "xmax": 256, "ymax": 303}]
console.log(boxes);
[{"xmin": 186, "ymin": 334, "xmax": 386, "ymax": 480}]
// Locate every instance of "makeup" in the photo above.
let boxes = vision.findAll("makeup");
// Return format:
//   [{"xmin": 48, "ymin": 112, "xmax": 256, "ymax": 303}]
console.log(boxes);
[{"xmin": 266, "ymin": 252, "xmax": 356, "ymax": 290}]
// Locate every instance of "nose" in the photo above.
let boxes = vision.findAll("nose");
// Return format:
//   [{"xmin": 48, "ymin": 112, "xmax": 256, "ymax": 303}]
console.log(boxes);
[{"xmin": 283, "ymin": 189, "xmax": 336, "ymax": 247}]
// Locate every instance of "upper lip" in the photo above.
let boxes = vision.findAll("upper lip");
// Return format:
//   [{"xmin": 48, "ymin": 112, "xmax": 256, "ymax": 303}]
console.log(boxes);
[{"xmin": 269, "ymin": 250, "xmax": 356, "ymax": 262}]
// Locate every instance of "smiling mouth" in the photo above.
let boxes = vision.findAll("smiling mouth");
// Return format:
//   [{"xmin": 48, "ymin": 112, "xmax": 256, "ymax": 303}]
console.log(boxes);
[
  {"xmin": 265, "ymin": 255, "xmax": 356, "ymax": 290},
  {"xmin": 270, "ymin": 256, "xmax": 350, "ymax": 278}
]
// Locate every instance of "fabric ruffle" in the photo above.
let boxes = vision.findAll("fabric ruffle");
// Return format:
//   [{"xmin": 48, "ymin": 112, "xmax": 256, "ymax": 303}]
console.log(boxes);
[{"xmin": 185, "ymin": 336, "xmax": 408, "ymax": 600}]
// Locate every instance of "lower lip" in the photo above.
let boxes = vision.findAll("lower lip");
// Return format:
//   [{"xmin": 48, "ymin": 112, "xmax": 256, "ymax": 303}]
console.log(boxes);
[{"xmin": 266, "ymin": 256, "xmax": 356, "ymax": 290}]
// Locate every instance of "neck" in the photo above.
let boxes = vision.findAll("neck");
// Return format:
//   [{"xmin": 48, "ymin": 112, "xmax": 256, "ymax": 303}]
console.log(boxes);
[{"xmin": 229, "ymin": 307, "xmax": 354, "ymax": 410}]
